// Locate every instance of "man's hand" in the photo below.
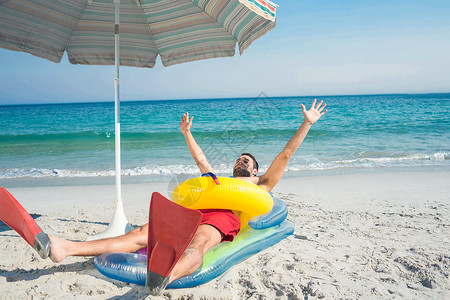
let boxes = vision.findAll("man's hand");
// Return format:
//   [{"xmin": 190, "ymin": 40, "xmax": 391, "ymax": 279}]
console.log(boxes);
[
  {"xmin": 179, "ymin": 112, "xmax": 194, "ymax": 135},
  {"xmin": 301, "ymin": 99, "xmax": 327, "ymax": 125},
  {"xmin": 179, "ymin": 112, "xmax": 215, "ymax": 174},
  {"xmin": 258, "ymin": 99, "xmax": 328, "ymax": 192}
]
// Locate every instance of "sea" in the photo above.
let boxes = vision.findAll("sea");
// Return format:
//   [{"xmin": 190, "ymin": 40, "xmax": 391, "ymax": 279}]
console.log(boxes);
[{"xmin": 1, "ymin": 93, "xmax": 449, "ymax": 187}]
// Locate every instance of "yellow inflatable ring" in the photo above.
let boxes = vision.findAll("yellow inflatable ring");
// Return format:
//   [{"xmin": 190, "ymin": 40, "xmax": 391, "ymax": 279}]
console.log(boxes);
[{"xmin": 172, "ymin": 176, "xmax": 273, "ymax": 231}]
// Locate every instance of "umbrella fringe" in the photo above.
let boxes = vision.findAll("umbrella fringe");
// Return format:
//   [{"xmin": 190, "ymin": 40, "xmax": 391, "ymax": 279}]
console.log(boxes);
[
  {"xmin": 239, "ymin": 19, "xmax": 276, "ymax": 55},
  {"xmin": 239, "ymin": 0, "xmax": 278, "ymax": 22}
]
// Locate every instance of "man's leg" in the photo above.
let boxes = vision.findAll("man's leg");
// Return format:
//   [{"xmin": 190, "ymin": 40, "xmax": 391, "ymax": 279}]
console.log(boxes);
[
  {"xmin": 48, "ymin": 224, "xmax": 149, "ymax": 262},
  {"xmin": 47, "ymin": 223, "xmax": 220, "ymax": 267},
  {"xmin": 169, "ymin": 224, "xmax": 223, "ymax": 282}
]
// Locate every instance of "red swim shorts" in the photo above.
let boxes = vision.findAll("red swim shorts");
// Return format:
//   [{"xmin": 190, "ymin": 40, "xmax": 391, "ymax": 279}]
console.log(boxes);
[{"xmin": 198, "ymin": 209, "xmax": 241, "ymax": 242}]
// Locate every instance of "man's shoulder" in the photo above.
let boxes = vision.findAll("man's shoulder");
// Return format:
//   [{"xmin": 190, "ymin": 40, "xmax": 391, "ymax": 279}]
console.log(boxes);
[
  {"xmin": 234, "ymin": 176, "xmax": 260, "ymax": 185},
  {"xmin": 234, "ymin": 176, "xmax": 272, "ymax": 192}
]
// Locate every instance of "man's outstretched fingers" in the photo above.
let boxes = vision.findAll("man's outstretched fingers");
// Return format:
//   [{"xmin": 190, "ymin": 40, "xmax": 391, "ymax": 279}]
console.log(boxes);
[{"xmin": 319, "ymin": 103, "xmax": 327, "ymax": 112}]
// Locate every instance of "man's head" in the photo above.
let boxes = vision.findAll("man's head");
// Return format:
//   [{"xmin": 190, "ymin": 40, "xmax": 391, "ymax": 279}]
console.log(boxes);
[{"xmin": 233, "ymin": 153, "xmax": 258, "ymax": 177}]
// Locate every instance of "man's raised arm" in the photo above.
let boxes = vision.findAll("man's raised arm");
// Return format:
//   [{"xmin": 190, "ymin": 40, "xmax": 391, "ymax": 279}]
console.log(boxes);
[
  {"xmin": 257, "ymin": 100, "xmax": 327, "ymax": 192},
  {"xmin": 179, "ymin": 112, "xmax": 214, "ymax": 174}
]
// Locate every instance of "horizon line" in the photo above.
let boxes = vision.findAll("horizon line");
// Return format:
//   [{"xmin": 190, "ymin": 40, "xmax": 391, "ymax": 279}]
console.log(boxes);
[{"xmin": 1, "ymin": 91, "xmax": 449, "ymax": 107}]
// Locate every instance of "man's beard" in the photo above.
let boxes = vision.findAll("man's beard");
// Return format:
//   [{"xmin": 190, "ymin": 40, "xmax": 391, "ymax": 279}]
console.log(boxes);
[{"xmin": 233, "ymin": 166, "xmax": 251, "ymax": 177}]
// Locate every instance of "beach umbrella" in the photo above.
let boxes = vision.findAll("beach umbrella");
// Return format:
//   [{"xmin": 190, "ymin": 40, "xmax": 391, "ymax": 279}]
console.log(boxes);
[{"xmin": 0, "ymin": 0, "xmax": 278, "ymax": 240}]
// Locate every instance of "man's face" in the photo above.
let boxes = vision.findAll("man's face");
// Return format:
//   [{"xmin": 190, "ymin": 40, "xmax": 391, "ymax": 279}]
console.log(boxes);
[{"xmin": 233, "ymin": 155, "xmax": 257, "ymax": 177}]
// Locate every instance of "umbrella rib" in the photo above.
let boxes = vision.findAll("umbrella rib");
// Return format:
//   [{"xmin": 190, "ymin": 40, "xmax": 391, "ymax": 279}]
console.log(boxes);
[
  {"xmin": 62, "ymin": 1, "xmax": 90, "ymax": 55},
  {"xmin": 193, "ymin": 1, "xmax": 238, "ymax": 44},
  {"xmin": 135, "ymin": 1, "xmax": 159, "ymax": 57},
  {"xmin": 142, "ymin": 0, "xmax": 240, "ymax": 57}
]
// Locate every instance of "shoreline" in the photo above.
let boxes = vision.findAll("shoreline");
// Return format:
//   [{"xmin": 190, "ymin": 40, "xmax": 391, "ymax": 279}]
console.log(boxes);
[
  {"xmin": 2, "ymin": 164, "xmax": 449, "ymax": 188},
  {"xmin": 1, "ymin": 168, "xmax": 449, "ymax": 299}
]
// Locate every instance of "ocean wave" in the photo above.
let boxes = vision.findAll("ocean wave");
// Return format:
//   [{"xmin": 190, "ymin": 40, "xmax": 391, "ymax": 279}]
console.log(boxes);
[
  {"xmin": 0, "ymin": 131, "xmax": 176, "ymax": 141},
  {"xmin": 286, "ymin": 152, "xmax": 450, "ymax": 171},
  {"xmin": 1, "ymin": 152, "xmax": 448, "ymax": 179},
  {"xmin": 0, "ymin": 127, "xmax": 329, "ymax": 142},
  {"xmin": 0, "ymin": 165, "xmax": 201, "ymax": 179}
]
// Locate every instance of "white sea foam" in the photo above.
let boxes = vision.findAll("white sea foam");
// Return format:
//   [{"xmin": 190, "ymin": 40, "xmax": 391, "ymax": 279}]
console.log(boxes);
[
  {"xmin": 1, "ymin": 152, "xmax": 448, "ymax": 179},
  {"xmin": 0, "ymin": 165, "xmax": 200, "ymax": 179},
  {"xmin": 285, "ymin": 152, "xmax": 450, "ymax": 171}
]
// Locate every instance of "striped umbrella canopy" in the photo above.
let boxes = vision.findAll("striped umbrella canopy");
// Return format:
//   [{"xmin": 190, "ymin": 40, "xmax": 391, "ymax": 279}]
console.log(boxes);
[
  {"xmin": 0, "ymin": 0, "xmax": 276, "ymax": 67},
  {"xmin": 0, "ymin": 0, "xmax": 277, "ymax": 240}
]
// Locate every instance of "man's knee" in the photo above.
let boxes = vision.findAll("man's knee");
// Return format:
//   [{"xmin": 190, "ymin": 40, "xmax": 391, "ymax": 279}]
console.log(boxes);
[
  {"xmin": 123, "ymin": 224, "xmax": 148, "ymax": 248},
  {"xmin": 189, "ymin": 225, "xmax": 222, "ymax": 255}
]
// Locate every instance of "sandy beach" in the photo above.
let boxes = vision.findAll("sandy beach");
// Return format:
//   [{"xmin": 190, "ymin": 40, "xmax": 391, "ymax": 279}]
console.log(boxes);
[{"xmin": 1, "ymin": 168, "xmax": 449, "ymax": 299}]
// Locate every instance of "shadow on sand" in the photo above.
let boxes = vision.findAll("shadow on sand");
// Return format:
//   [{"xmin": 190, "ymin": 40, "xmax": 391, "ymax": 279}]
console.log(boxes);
[
  {"xmin": 0, "ymin": 213, "xmax": 44, "ymax": 233},
  {"xmin": 0, "ymin": 259, "xmax": 95, "ymax": 282},
  {"xmin": 0, "ymin": 214, "xmax": 112, "ymax": 235}
]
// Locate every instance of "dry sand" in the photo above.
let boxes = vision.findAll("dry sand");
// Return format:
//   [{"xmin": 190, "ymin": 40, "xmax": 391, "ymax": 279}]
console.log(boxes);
[{"xmin": 0, "ymin": 169, "xmax": 449, "ymax": 299}]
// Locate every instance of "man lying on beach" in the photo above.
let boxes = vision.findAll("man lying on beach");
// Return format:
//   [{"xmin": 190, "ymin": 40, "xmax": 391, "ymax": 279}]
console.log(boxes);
[{"xmin": 7, "ymin": 99, "xmax": 327, "ymax": 295}]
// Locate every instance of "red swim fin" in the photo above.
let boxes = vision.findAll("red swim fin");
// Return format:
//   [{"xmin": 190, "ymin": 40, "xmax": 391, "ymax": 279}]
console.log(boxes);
[
  {"xmin": 0, "ymin": 187, "xmax": 50, "ymax": 259},
  {"xmin": 146, "ymin": 192, "xmax": 201, "ymax": 295}
]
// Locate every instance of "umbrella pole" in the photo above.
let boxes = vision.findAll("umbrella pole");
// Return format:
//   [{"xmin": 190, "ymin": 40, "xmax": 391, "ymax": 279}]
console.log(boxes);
[{"xmin": 86, "ymin": 0, "xmax": 132, "ymax": 241}]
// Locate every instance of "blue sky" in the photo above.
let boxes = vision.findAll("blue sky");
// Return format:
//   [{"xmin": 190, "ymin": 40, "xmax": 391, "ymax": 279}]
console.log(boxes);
[{"xmin": 1, "ymin": 0, "xmax": 449, "ymax": 104}]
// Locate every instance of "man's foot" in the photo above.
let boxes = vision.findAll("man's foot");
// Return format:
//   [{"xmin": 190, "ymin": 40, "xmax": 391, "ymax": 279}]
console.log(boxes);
[
  {"xmin": 145, "ymin": 271, "xmax": 171, "ymax": 296},
  {"xmin": 32, "ymin": 227, "xmax": 51, "ymax": 259},
  {"xmin": 48, "ymin": 235, "xmax": 68, "ymax": 263}
]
